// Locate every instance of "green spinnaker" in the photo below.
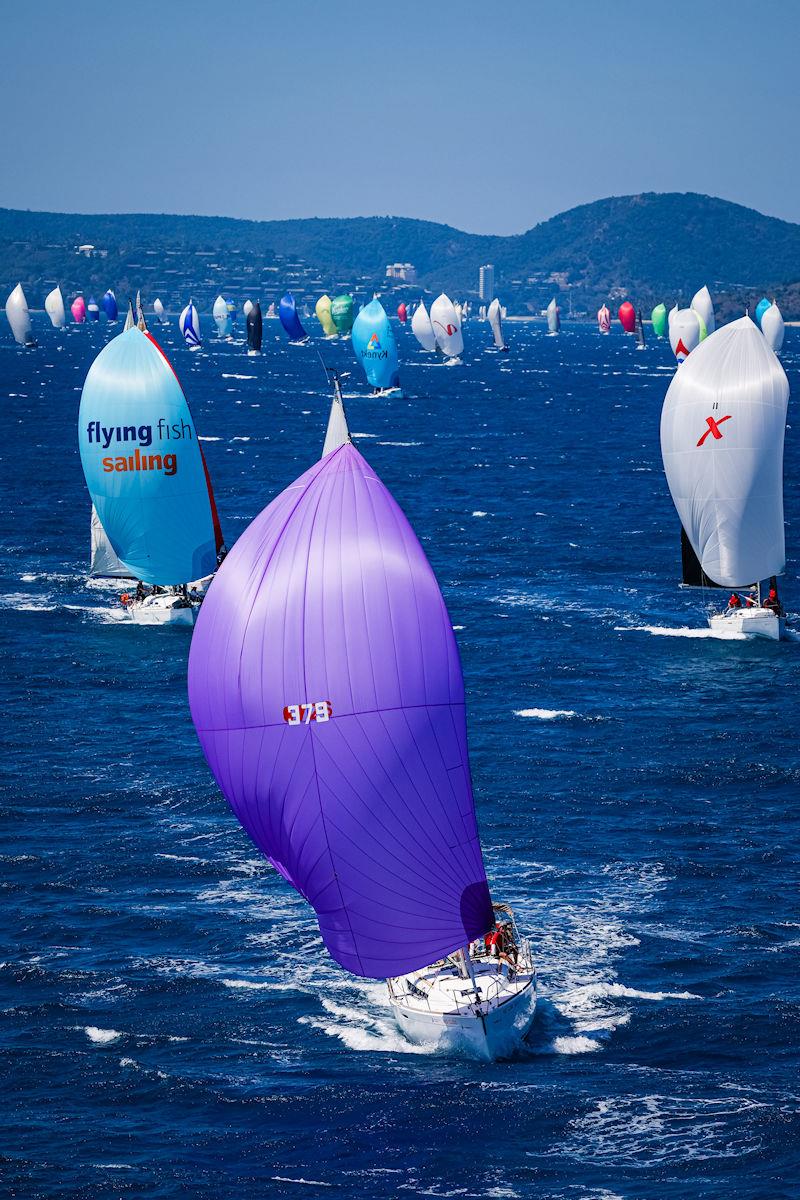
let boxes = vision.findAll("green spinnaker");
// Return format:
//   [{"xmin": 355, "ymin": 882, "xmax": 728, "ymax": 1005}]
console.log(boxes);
[
  {"xmin": 331, "ymin": 294, "xmax": 355, "ymax": 335},
  {"xmin": 651, "ymin": 303, "xmax": 667, "ymax": 338}
]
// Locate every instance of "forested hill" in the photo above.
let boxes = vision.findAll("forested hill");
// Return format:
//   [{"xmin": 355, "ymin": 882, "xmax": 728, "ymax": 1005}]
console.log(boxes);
[{"xmin": 3, "ymin": 193, "xmax": 800, "ymax": 316}]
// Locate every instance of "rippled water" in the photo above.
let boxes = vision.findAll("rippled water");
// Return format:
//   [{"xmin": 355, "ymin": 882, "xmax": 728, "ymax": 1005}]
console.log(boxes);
[{"xmin": 1, "ymin": 316, "xmax": 798, "ymax": 1198}]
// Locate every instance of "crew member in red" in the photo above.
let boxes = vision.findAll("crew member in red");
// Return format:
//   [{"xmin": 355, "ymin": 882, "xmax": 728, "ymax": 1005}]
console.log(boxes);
[
  {"xmin": 728, "ymin": 593, "xmax": 741, "ymax": 609},
  {"xmin": 763, "ymin": 586, "xmax": 782, "ymax": 616}
]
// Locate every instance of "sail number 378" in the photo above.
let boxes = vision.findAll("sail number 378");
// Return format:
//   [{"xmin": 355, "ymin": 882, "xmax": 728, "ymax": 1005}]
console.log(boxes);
[{"xmin": 283, "ymin": 702, "xmax": 333, "ymax": 725}]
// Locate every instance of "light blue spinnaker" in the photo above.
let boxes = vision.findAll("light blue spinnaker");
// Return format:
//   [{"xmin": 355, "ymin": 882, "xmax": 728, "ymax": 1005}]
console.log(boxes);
[
  {"xmin": 78, "ymin": 327, "xmax": 220, "ymax": 585},
  {"xmin": 755, "ymin": 297, "xmax": 771, "ymax": 328},
  {"xmin": 351, "ymin": 299, "xmax": 401, "ymax": 392}
]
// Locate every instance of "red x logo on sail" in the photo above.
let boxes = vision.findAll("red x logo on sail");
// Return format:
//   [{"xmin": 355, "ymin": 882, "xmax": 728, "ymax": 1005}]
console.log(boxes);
[{"xmin": 697, "ymin": 415, "xmax": 732, "ymax": 446}]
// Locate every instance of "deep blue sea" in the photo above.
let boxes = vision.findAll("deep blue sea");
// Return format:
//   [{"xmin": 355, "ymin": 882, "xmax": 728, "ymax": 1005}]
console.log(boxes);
[{"xmin": 1, "ymin": 314, "xmax": 799, "ymax": 1200}]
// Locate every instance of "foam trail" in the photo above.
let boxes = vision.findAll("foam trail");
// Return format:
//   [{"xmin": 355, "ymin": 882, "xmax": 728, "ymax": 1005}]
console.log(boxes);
[{"xmin": 515, "ymin": 708, "xmax": 577, "ymax": 720}]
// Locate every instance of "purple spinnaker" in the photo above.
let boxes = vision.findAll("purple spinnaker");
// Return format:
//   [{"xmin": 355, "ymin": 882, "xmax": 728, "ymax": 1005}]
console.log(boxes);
[{"xmin": 188, "ymin": 441, "xmax": 493, "ymax": 979}]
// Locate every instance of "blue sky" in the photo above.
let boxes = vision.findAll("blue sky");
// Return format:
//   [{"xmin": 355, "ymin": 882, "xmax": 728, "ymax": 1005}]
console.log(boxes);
[{"xmin": 6, "ymin": 1, "xmax": 799, "ymax": 233}]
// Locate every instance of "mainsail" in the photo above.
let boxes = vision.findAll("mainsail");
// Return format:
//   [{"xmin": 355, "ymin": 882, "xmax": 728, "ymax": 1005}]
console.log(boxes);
[
  {"xmin": 430, "ymin": 294, "xmax": 464, "ymax": 357},
  {"xmin": 315, "ymin": 295, "xmax": 337, "ymax": 337},
  {"xmin": 101, "ymin": 290, "xmax": 118, "ymax": 322},
  {"xmin": 45, "ymin": 286, "xmax": 66, "ymax": 328},
  {"xmin": 331, "ymin": 294, "xmax": 355, "ymax": 336},
  {"xmin": 351, "ymin": 299, "xmax": 400, "ymax": 390},
  {"xmin": 213, "ymin": 295, "xmax": 232, "ymax": 337},
  {"xmin": 78, "ymin": 327, "xmax": 221, "ymax": 585},
  {"xmin": 278, "ymin": 293, "xmax": 308, "ymax": 342},
  {"xmin": 487, "ymin": 297, "xmax": 507, "ymax": 349},
  {"xmin": 5, "ymin": 284, "xmax": 35, "ymax": 346},
  {"xmin": 246, "ymin": 301, "xmax": 263, "ymax": 353},
  {"xmin": 411, "ymin": 300, "xmax": 437, "ymax": 351},
  {"xmin": 90, "ymin": 505, "xmax": 134, "ymax": 579},
  {"xmin": 187, "ymin": 396, "xmax": 495, "ymax": 980},
  {"xmin": 546, "ymin": 297, "xmax": 560, "ymax": 334},
  {"xmin": 179, "ymin": 300, "xmax": 202, "ymax": 348},
  {"xmin": 761, "ymin": 302, "xmax": 785, "ymax": 352},
  {"xmin": 660, "ymin": 316, "xmax": 789, "ymax": 587},
  {"xmin": 691, "ymin": 286, "xmax": 715, "ymax": 335},
  {"xmin": 636, "ymin": 309, "xmax": 646, "ymax": 347},
  {"xmin": 651, "ymin": 303, "xmax": 667, "ymax": 338}
]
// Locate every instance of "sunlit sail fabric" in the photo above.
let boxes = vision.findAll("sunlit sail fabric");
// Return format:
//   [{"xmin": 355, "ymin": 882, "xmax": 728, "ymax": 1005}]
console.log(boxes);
[
  {"xmin": 188, "ymin": 430, "xmax": 494, "ymax": 980},
  {"xmin": 315, "ymin": 295, "xmax": 337, "ymax": 337},
  {"xmin": 78, "ymin": 327, "xmax": 219, "ymax": 584},
  {"xmin": 179, "ymin": 301, "xmax": 201, "ymax": 347},
  {"xmin": 487, "ymin": 298, "xmax": 507, "ymax": 348},
  {"xmin": 278, "ymin": 293, "xmax": 308, "ymax": 341},
  {"xmin": 5, "ymin": 284, "xmax": 35, "ymax": 345},
  {"xmin": 691, "ymin": 285, "xmax": 715, "ymax": 335},
  {"xmin": 45, "ymin": 286, "xmax": 66, "ymax": 328},
  {"xmin": 430, "ymin": 294, "xmax": 464, "ymax": 357},
  {"xmin": 351, "ymin": 299, "xmax": 400, "ymax": 389},
  {"xmin": 761, "ymin": 302, "xmax": 784, "ymax": 352},
  {"xmin": 660, "ymin": 316, "xmax": 789, "ymax": 587},
  {"xmin": 411, "ymin": 301, "xmax": 437, "ymax": 351}
]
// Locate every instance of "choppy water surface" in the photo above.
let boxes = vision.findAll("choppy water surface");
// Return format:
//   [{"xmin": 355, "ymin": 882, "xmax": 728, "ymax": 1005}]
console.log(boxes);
[{"xmin": 1, "ymin": 317, "xmax": 798, "ymax": 1199}]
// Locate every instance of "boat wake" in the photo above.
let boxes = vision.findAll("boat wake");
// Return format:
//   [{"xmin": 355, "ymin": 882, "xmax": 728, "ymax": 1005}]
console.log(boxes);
[{"xmin": 616, "ymin": 623, "xmax": 747, "ymax": 640}]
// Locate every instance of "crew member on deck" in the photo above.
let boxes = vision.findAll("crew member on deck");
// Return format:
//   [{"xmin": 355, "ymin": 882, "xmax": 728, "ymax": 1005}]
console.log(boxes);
[
  {"xmin": 763, "ymin": 585, "xmax": 783, "ymax": 616},
  {"xmin": 728, "ymin": 592, "xmax": 741, "ymax": 609}
]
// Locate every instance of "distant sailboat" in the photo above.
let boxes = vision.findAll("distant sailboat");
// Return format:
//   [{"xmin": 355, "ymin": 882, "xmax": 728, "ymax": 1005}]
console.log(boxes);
[
  {"xmin": 87, "ymin": 297, "xmax": 100, "ymax": 322},
  {"xmin": 123, "ymin": 299, "xmax": 136, "ymax": 331},
  {"xmin": 187, "ymin": 383, "xmax": 536, "ymax": 1060},
  {"xmin": 487, "ymin": 297, "xmax": 508, "ymax": 351},
  {"xmin": 246, "ymin": 301, "xmax": 263, "ymax": 355},
  {"xmin": 669, "ymin": 308, "xmax": 705, "ymax": 363},
  {"xmin": 44, "ymin": 286, "xmax": 66, "ymax": 329},
  {"xmin": 78, "ymin": 327, "xmax": 224, "ymax": 624},
  {"xmin": 278, "ymin": 293, "xmax": 308, "ymax": 343},
  {"xmin": 331, "ymin": 294, "xmax": 355, "ymax": 337},
  {"xmin": 618, "ymin": 301, "xmax": 636, "ymax": 334},
  {"xmin": 153, "ymin": 298, "xmax": 166, "ymax": 323},
  {"xmin": 265, "ymin": 302, "xmax": 277, "ymax": 319},
  {"xmin": 691, "ymin": 286, "xmax": 715, "ymax": 335},
  {"xmin": 351, "ymin": 298, "xmax": 403, "ymax": 396},
  {"xmin": 71, "ymin": 296, "xmax": 87, "ymax": 324},
  {"xmin": 755, "ymin": 297, "xmax": 771, "ymax": 329},
  {"xmin": 430, "ymin": 293, "xmax": 464, "ymax": 363},
  {"xmin": 397, "ymin": 302, "xmax": 408, "ymax": 324},
  {"xmin": 101, "ymin": 290, "xmax": 118, "ymax": 322},
  {"xmin": 315, "ymin": 294, "xmax": 338, "ymax": 338},
  {"xmin": 761, "ymin": 301, "xmax": 785, "ymax": 352},
  {"xmin": 5, "ymin": 283, "xmax": 37, "ymax": 346},
  {"xmin": 243, "ymin": 299, "xmax": 254, "ymax": 318},
  {"xmin": 597, "ymin": 304, "xmax": 611, "ymax": 334},
  {"xmin": 661, "ymin": 316, "xmax": 789, "ymax": 640},
  {"xmin": 213, "ymin": 294, "xmax": 232, "ymax": 337},
  {"xmin": 411, "ymin": 300, "xmax": 437, "ymax": 351},
  {"xmin": 179, "ymin": 300, "xmax": 202, "ymax": 349},
  {"xmin": 546, "ymin": 297, "xmax": 560, "ymax": 335},
  {"xmin": 636, "ymin": 309, "xmax": 646, "ymax": 349},
  {"xmin": 651, "ymin": 303, "xmax": 667, "ymax": 338}
]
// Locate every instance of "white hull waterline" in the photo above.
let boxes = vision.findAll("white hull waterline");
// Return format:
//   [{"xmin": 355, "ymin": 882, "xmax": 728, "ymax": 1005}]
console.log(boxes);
[
  {"xmin": 388, "ymin": 910, "xmax": 536, "ymax": 1059},
  {"xmin": 123, "ymin": 593, "xmax": 199, "ymax": 626},
  {"xmin": 708, "ymin": 607, "xmax": 785, "ymax": 641}
]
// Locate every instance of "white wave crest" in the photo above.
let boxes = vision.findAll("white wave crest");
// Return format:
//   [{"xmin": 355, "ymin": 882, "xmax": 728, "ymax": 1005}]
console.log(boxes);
[
  {"xmin": 84, "ymin": 1026, "xmax": 122, "ymax": 1044},
  {"xmin": 514, "ymin": 708, "xmax": 577, "ymax": 720}
]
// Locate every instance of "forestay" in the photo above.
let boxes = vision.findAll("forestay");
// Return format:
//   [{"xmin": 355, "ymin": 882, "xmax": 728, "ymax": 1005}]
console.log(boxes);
[{"xmin": 660, "ymin": 315, "xmax": 789, "ymax": 587}]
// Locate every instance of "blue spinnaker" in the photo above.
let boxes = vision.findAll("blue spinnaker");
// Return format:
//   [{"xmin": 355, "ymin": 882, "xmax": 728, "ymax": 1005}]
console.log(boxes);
[
  {"xmin": 278, "ymin": 293, "xmax": 307, "ymax": 342},
  {"xmin": 351, "ymin": 299, "xmax": 400, "ymax": 391},
  {"xmin": 78, "ymin": 328, "xmax": 218, "ymax": 585},
  {"xmin": 101, "ymin": 290, "xmax": 118, "ymax": 321},
  {"xmin": 755, "ymin": 297, "xmax": 771, "ymax": 329}
]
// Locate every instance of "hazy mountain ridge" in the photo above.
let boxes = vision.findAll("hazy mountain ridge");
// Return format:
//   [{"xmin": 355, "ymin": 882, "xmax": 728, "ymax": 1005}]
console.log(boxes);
[{"xmin": 2, "ymin": 193, "xmax": 800, "ymax": 315}]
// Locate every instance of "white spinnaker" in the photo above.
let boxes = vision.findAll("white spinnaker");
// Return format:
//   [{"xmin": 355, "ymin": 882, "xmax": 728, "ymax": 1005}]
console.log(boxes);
[
  {"xmin": 669, "ymin": 308, "xmax": 704, "ymax": 362},
  {"xmin": 411, "ymin": 300, "xmax": 437, "ymax": 351},
  {"xmin": 430, "ymin": 293, "xmax": 464, "ymax": 357},
  {"xmin": 691, "ymin": 285, "xmax": 716, "ymax": 334},
  {"xmin": 243, "ymin": 299, "xmax": 253, "ymax": 317},
  {"xmin": 761, "ymin": 303, "xmax": 785, "ymax": 353},
  {"xmin": 90, "ymin": 506, "xmax": 134, "ymax": 579},
  {"xmin": 45, "ymin": 286, "xmax": 66, "ymax": 328},
  {"xmin": 213, "ymin": 294, "xmax": 230, "ymax": 335},
  {"xmin": 179, "ymin": 302, "xmax": 201, "ymax": 346},
  {"xmin": 660, "ymin": 315, "xmax": 789, "ymax": 587},
  {"xmin": 153, "ymin": 298, "xmax": 166, "ymax": 321},
  {"xmin": 6, "ymin": 283, "xmax": 34, "ymax": 345},
  {"xmin": 487, "ymin": 298, "xmax": 506, "ymax": 349}
]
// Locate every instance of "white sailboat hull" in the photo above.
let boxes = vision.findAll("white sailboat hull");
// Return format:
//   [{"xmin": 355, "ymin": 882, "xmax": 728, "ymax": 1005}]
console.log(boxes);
[
  {"xmin": 708, "ymin": 608, "xmax": 785, "ymax": 641},
  {"xmin": 389, "ymin": 949, "xmax": 536, "ymax": 1060},
  {"xmin": 126, "ymin": 594, "xmax": 198, "ymax": 626}
]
